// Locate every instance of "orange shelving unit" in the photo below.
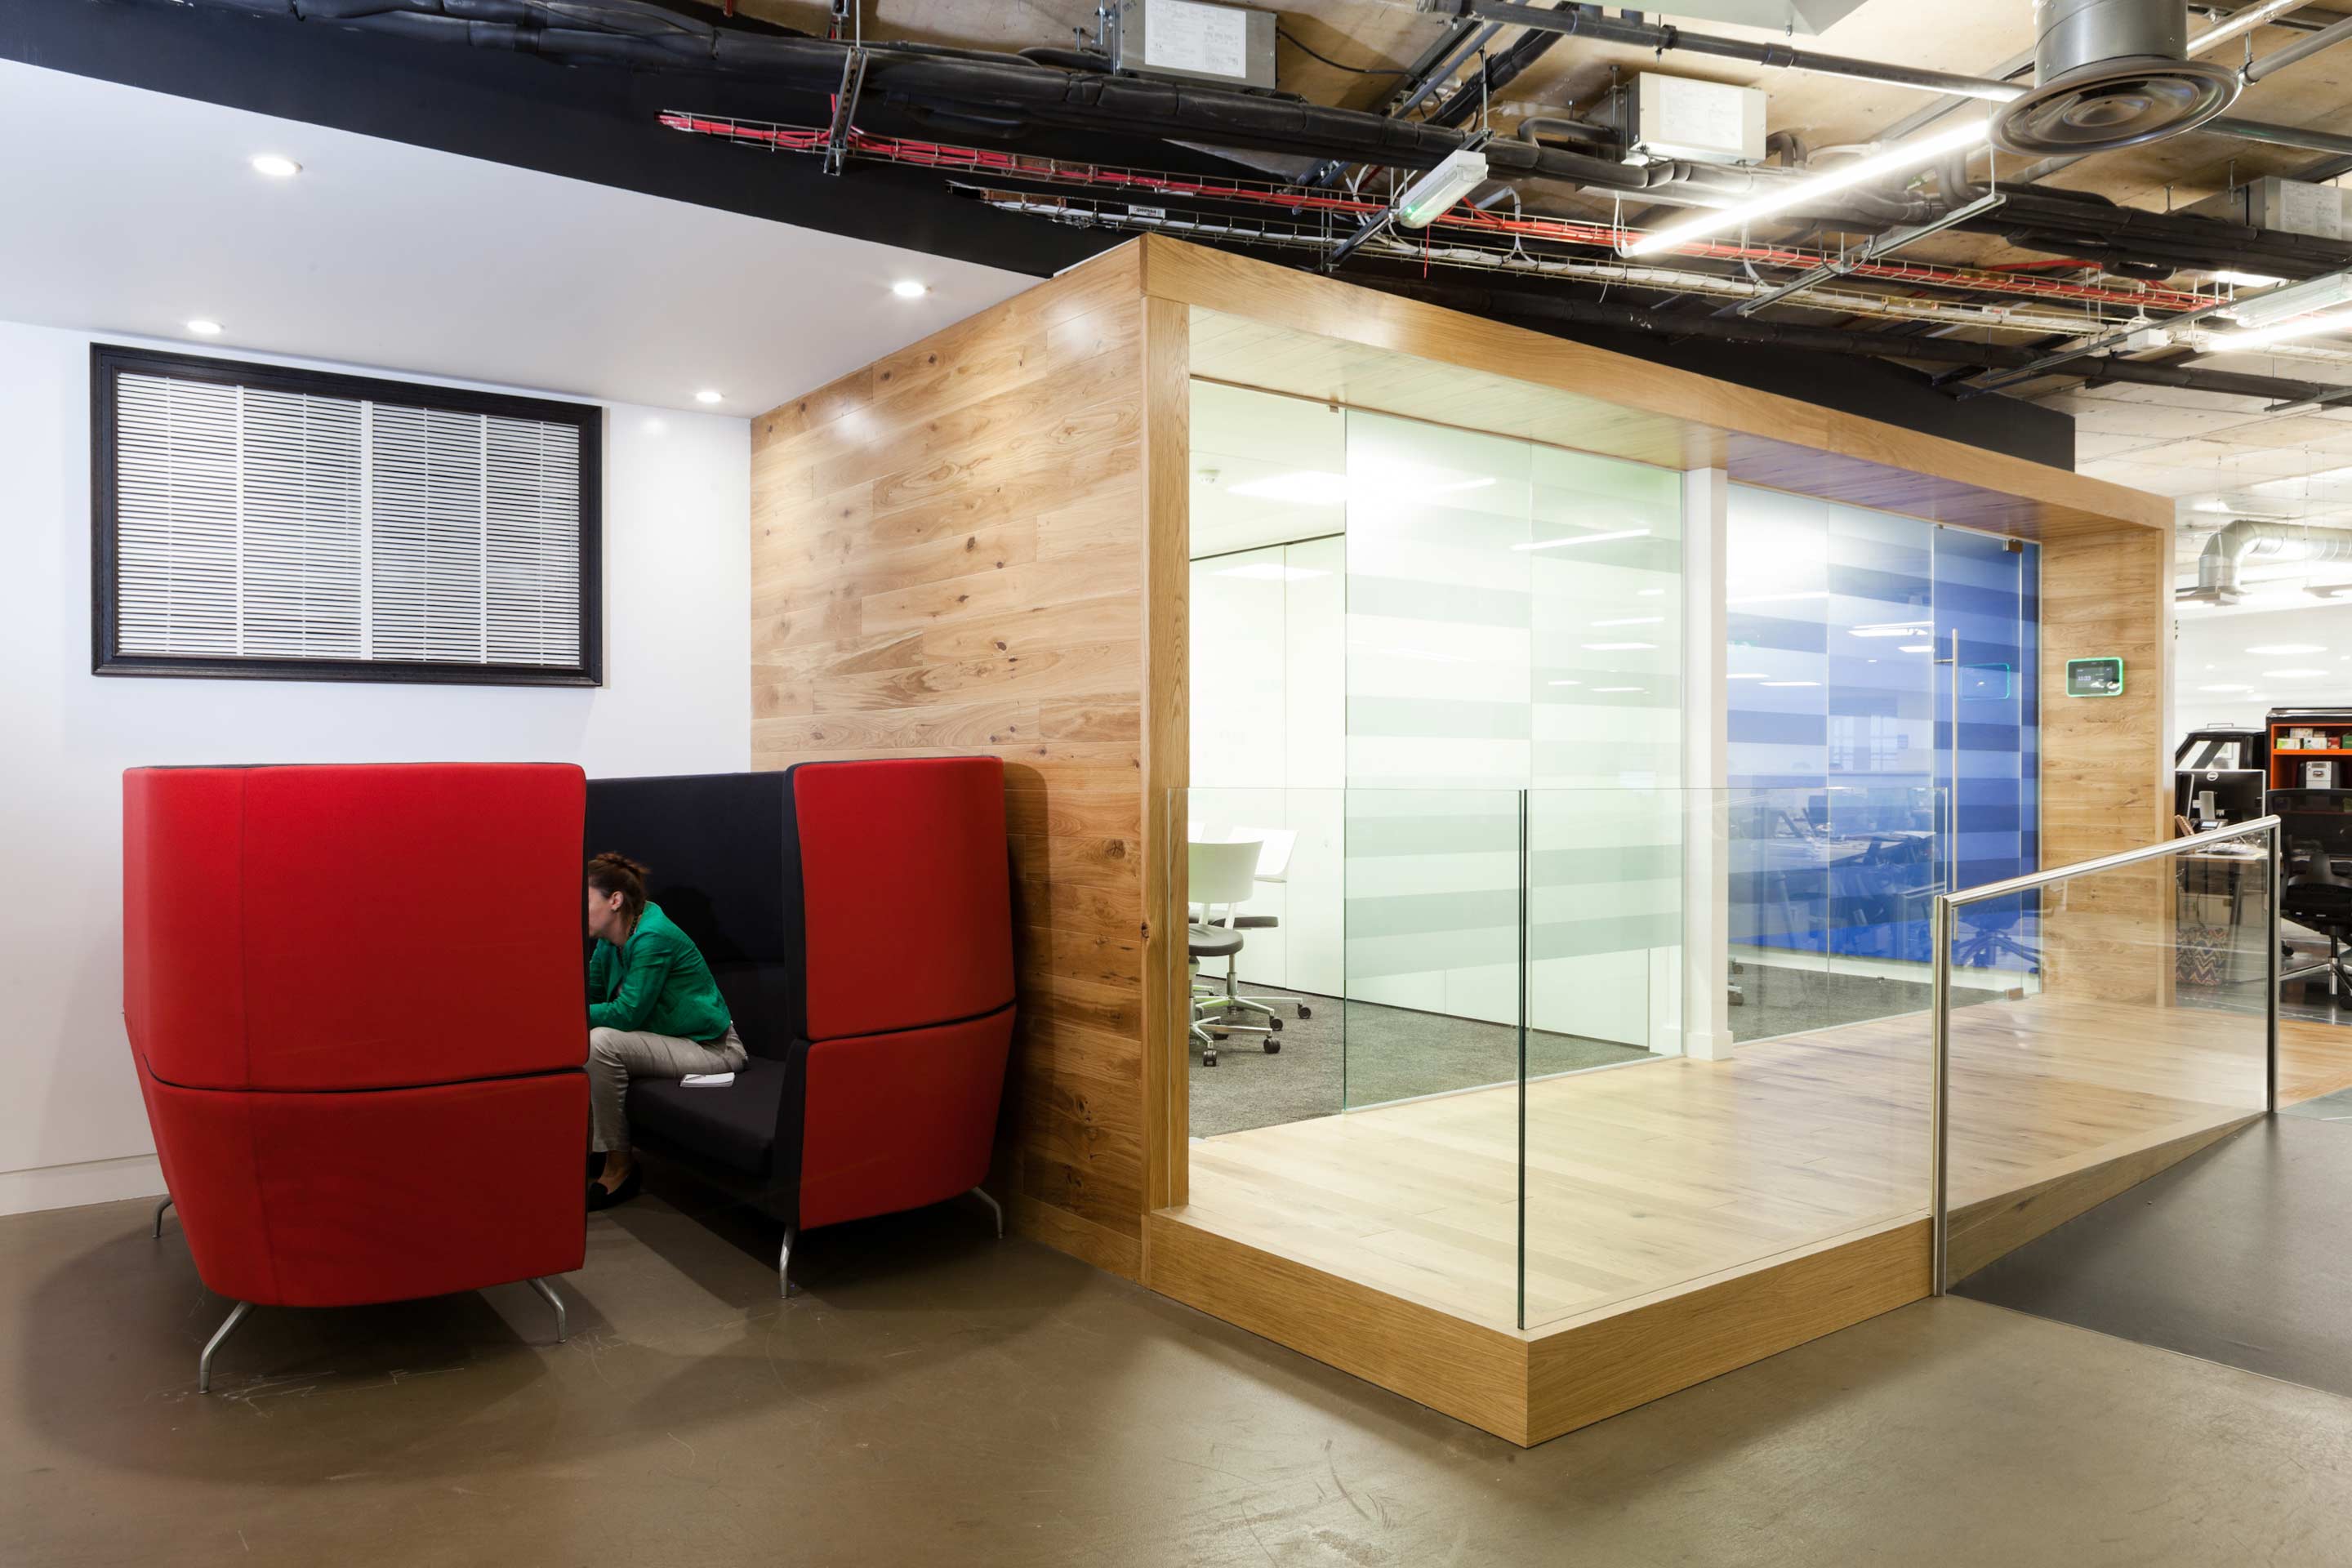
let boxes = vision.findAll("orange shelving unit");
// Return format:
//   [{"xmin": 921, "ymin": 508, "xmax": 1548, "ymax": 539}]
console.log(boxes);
[{"xmin": 2268, "ymin": 711, "xmax": 2352, "ymax": 791}]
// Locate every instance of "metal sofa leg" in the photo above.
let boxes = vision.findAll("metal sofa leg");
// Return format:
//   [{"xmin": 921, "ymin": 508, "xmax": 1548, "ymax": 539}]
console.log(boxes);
[
  {"xmin": 779, "ymin": 1224, "xmax": 797, "ymax": 1298},
  {"xmin": 153, "ymin": 1196, "xmax": 173, "ymax": 1239},
  {"xmin": 971, "ymin": 1185, "xmax": 1004, "ymax": 1240},
  {"xmin": 526, "ymin": 1276, "xmax": 568, "ymax": 1343},
  {"xmin": 198, "ymin": 1299, "xmax": 252, "ymax": 1394}
]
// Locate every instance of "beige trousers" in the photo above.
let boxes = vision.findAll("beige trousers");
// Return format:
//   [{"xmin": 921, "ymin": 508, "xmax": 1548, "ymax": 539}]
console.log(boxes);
[{"xmin": 587, "ymin": 1022, "xmax": 747, "ymax": 1153}]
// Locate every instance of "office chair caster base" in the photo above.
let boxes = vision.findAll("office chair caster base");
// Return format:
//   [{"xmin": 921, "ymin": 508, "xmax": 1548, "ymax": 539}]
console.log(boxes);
[
  {"xmin": 1295, "ymin": 1004, "xmax": 1312, "ymax": 1019},
  {"xmin": 1202, "ymin": 1049, "xmax": 1218, "ymax": 1067},
  {"xmin": 1267, "ymin": 1017, "xmax": 1282, "ymax": 1032},
  {"xmin": 1263, "ymin": 1040, "xmax": 1280, "ymax": 1054}
]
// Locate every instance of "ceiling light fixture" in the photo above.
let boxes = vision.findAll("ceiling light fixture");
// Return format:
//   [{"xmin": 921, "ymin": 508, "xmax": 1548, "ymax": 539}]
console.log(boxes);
[
  {"xmin": 185, "ymin": 319, "xmax": 223, "ymax": 336},
  {"xmin": 694, "ymin": 390, "xmax": 724, "ymax": 405},
  {"xmin": 1624, "ymin": 118, "xmax": 1989, "ymax": 257},
  {"xmin": 2210, "ymin": 270, "xmax": 2284, "ymax": 289},
  {"xmin": 2222, "ymin": 270, "xmax": 2352, "ymax": 330},
  {"xmin": 1898, "ymin": 644, "xmax": 1936, "ymax": 653},
  {"xmin": 249, "ymin": 154, "xmax": 301, "ymax": 178},
  {"xmin": 1396, "ymin": 145, "xmax": 1491, "ymax": 229},
  {"xmin": 1760, "ymin": 679, "xmax": 1822, "ymax": 688},
  {"xmin": 2247, "ymin": 644, "xmax": 2327, "ymax": 655},
  {"xmin": 890, "ymin": 279, "xmax": 929, "ymax": 299},
  {"xmin": 1513, "ymin": 528, "xmax": 1651, "ymax": 550},
  {"xmin": 1726, "ymin": 672, "xmax": 1770, "ymax": 680},
  {"xmin": 2207, "ymin": 306, "xmax": 2352, "ymax": 354}
]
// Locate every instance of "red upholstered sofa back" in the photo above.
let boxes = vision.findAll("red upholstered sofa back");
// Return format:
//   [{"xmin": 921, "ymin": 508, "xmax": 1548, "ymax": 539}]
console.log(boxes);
[
  {"xmin": 791, "ymin": 757, "xmax": 1014, "ymax": 1041},
  {"xmin": 124, "ymin": 764, "xmax": 587, "ymax": 1092}
]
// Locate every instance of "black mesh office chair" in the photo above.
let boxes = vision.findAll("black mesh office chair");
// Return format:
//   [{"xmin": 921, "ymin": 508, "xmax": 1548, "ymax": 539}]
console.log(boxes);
[{"xmin": 2273, "ymin": 789, "xmax": 2352, "ymax": 1005}]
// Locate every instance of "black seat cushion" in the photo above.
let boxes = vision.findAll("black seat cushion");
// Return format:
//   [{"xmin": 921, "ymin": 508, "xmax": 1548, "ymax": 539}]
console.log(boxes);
[
  {"xmin": 626, "ymin": 1058, "xmax": 783, "ymax": 1177},
  {"xmin": 1189, "ymin": 923, "xmax": 1243, "ymax": 958}
]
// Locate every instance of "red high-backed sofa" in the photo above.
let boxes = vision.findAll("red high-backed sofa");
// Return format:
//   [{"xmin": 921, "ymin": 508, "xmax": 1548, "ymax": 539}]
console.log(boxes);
[
  {"xmin": 123, "ymin": 763, "xmax": 588, "ymax": 1392},
  {"xmin": 581, "ymin": 758, "xmax": 1016, "ymax": 1293}
]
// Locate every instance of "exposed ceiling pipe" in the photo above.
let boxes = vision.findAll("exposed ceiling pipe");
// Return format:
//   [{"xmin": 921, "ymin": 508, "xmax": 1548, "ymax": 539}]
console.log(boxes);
[
  {"xmin": 1424, "ymin": 4, "xmax": 1571, "ymax": 129},
  {"xmin": 2241, "ymin": 10, "xmax": 2352, "ymax": 75},
  {"xmin": 1348, "ymin": 275, "xmax": 2352, "ymax": 403},
  {"xmin": 1423, "ymin": 1, "xmax": 2030, "ymax": 100},
  {"xmin": 2190, "ymin": 518, "xmax": 2352, "ymax": 599},
  {"xmin": 182, "ymin": 0, "xmax": 2352, "ymax": 279}
]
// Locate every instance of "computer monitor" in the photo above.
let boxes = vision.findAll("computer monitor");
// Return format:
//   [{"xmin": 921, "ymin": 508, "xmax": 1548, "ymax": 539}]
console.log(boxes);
[{"xmin": 2174, "ymin": 768, "xmax": 2265, "ymax": 827}]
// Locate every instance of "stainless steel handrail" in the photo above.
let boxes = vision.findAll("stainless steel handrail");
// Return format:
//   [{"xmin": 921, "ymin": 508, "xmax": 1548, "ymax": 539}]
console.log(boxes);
[
  {"xmin": 1942, "ymin": 814, "xmax": 2281, "ymax": 907},
  {"xmin": 1929, "ymin": 815, "xmax": 2283, "ymax": 1296}
]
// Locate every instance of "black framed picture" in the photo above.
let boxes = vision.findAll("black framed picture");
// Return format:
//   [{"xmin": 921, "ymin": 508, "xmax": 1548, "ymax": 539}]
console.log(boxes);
[{"xmin": 91, "ymin": 344, "xmax": 602, "ymax": 688}]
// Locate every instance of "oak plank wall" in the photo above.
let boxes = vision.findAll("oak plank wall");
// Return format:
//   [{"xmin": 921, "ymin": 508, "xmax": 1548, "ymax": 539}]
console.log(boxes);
[{"xmin": 748, "ymin": 246, "xmax": 1160, "ymax": 1280}]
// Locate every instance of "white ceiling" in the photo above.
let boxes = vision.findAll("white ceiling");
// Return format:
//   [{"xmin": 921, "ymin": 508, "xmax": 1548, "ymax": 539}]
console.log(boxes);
[{"xmin": 0, "ymin": 60, "xmax": 1036, "ymax": 414}]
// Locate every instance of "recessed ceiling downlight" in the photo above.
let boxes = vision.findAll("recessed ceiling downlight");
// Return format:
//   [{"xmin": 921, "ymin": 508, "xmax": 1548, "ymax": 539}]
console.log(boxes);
[
  {"xmin": 891, "ymin": 279, "xmax": 929, "ymax": 299},
  {"xmin": 250, "ymin": 154, "xmax": 302, "ymax": 178},
  {"xmin": 694, "ymin": 390, "xmax": 724, "ymax": 405},
  {"xmin": 185, "ymin": 319, "xmax": 224, "ymax": 336}
]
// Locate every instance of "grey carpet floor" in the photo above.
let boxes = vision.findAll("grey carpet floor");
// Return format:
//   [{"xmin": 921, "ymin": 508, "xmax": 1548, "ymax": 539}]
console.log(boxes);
[{"xmin": 1188, "ymin": 987, "xmax": 1650, "ymax": 1138}]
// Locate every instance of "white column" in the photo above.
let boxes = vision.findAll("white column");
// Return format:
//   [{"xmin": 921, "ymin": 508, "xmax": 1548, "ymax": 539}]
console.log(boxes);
[{"xmin": 1680, "ymin": 467, "xmax": 1734, "ymax": 1061}]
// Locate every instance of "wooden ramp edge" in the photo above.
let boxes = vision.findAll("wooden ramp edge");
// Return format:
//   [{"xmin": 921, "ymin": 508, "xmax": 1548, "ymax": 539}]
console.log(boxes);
[{"xmin": 1144, "ymin": 1209, "xmax": 1928, "ymax": 1448}]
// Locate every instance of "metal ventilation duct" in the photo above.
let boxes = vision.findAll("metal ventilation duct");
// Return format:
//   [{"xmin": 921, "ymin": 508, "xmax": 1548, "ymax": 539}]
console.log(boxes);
[
  {"xmin": 2189, "ymin": 519, "xmax": 2352, "ymax": 603},
  {"xmin": 1992, "ymin": 0, "xmax": 2240, "ymax": 156}
]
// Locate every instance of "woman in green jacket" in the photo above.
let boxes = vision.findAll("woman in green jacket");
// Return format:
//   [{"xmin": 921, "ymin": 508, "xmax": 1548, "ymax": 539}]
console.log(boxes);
[{"xmin": 583, "ymin": 852, "xmax": 744, "ymax": 1210}]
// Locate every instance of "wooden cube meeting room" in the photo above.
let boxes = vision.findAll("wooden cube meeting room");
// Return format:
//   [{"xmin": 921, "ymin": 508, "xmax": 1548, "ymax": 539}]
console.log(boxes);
[{"xmin": 747, "ymin": 233, "xmax": 2352, "ymax": 1447}]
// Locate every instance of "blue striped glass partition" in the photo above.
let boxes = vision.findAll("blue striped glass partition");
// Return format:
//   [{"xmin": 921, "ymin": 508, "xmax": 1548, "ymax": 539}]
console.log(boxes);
[{"xmin": 1726, "ymin": 487, "xmax": 2038, "ymax": 1019}]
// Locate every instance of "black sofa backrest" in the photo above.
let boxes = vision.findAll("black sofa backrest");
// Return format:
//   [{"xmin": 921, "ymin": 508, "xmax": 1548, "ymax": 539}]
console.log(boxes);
[{"xmin": 584, "ymin": 772, "xmax": 798, "ymax": 1061}]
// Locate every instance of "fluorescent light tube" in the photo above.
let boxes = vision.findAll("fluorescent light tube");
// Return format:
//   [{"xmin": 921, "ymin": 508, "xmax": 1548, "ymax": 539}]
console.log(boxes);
[
  {"xmin": 2208, "ymin": 306, "xmax": 2352, "ymax": 353},
  {"xmin": 2223, "ymin": 271, "xmax": 2352, "ymax": 330},
  {"xmin": 1592, "ymin": 686, "xmax": 1642, "ymax": 693},
  {"xmin": 1396, "ymin": 147, "xmax": 1490, "ymax": 230},
  {"xmin": 1513, "ymin": 528, "xmax": 1650, "ymax": 550},
  {"xmin": 1624, "ymin": 119, "xmax": 1989, "ymax": 257},
  {"xmin": 1761, "ymin": 680, "xmax": 1821, "ymax": 688},
  {"xmin": 2212, "ymin": 270, "xmax": 2284, "ymax": 288},
  {"xmin": 2247, "ymin": 644, "xmax": 2328, "ymax": 654}
]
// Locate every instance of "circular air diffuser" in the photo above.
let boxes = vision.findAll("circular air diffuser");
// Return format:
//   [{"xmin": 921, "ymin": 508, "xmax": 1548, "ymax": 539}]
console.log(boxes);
[{"xmin": 1991, "ymin": 56, "xmax": 2241, "ymax": 155}]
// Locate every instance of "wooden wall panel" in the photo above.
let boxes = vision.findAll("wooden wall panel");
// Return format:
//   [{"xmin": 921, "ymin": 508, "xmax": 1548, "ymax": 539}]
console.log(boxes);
[
  {"xmin": 749, "ymin": 246, "xmax": 1157, "ymax": 1281},
  {"xmin": 2038, "ymin": 522, "xmax": 2176, "ymax": 1003}
]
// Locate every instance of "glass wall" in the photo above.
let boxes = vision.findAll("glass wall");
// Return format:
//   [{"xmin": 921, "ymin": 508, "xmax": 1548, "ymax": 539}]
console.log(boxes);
[
  {"xmin": 1725, "ymin": 486, "xmax": 2039, "ymax": 1040},
  {"xmin": 1187, "ymin": 382, "xmax": 1686, "ymax": 1142}
]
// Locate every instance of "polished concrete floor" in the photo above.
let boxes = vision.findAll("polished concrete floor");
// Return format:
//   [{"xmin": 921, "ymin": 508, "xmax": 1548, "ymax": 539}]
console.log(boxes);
[
  {"xmin": 1960, "ymin": 1115, "xmax": 2352, "ymax": 1398},
  {"xmin": 13, "ymin": 1184, "xmax": 2352, "ymax": 1565}
]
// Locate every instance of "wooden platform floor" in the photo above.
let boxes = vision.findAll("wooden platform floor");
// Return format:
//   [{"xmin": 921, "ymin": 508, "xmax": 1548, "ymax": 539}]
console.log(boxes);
[{"xmin": 1172, "ymin": 997, "xmax": 2352, "ymax": 1334}]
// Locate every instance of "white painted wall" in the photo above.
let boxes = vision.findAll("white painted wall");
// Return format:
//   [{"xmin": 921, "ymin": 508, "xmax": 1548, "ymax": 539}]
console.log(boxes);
[{"xmin": 0, "ymin": 319, "xmax": 752, "ymax": 1214}]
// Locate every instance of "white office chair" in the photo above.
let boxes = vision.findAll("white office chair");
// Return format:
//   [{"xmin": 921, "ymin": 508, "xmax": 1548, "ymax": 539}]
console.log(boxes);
[{"xmin": 1188, "ymin": 838, "xmax": 1274, "ymax": 1067}]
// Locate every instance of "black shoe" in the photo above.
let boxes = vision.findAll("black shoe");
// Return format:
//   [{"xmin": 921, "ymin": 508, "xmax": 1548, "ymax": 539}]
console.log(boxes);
[
  {"xmin": 586, "ymin": 1167, "xmax": 641, "ymax": 1212},
  {"xmin": 587, "ymin": 1151, "xmax": 606, "ymax": 1181}
]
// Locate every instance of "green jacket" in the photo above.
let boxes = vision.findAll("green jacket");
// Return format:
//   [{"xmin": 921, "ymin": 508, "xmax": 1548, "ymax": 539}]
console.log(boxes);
[{"xmin": 587, "ymin": 902, "xmax": 732, "ymax": 1043}]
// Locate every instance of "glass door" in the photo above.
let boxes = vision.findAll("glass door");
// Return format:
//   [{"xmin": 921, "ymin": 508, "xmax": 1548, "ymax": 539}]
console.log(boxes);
[{"xmin": 1933, "ymin": 528, "xmax": 2040, "ymax": 991}]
